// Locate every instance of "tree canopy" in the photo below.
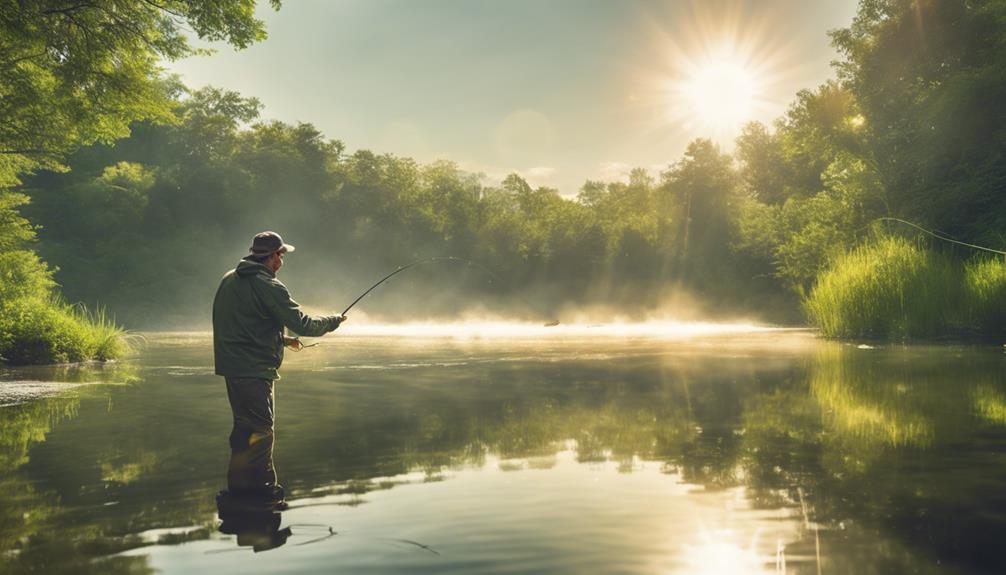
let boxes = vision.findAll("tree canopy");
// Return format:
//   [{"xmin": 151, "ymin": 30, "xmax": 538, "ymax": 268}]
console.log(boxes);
[{"xmin": 0, "ymin": 0, "xmax": 280, "ymax": 187}]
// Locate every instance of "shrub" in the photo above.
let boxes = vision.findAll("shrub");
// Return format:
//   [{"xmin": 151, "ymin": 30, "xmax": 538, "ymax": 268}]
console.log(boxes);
[{"xmin": 0, "ymin": 296, "xmax": 129, "ymax": 365}]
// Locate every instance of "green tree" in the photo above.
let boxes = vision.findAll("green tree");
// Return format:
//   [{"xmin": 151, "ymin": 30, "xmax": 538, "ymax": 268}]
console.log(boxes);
[
  {"xmin": 0, "ymin": 0, "xmax": 280, "ymax": 186},
  {"xmin": 0, "ymin": 1, "xmax": 280, "ymax": 361},
  {"xmin": 831, "ymin": 0, "xmax": 1006, "ymax": 244},
  {"xmin": 659, "ymin": 139, "xmax": 737, "ymax": 286},
  {"xmin": 735, "ymin": 122, "xmax": 792, "ymax": 205}
]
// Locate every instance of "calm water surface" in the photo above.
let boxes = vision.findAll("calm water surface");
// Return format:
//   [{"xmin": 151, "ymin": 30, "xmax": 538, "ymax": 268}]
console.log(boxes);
[{"xmin": 2, "ymin": 327, "xmax": 1006, "ymax": 574}]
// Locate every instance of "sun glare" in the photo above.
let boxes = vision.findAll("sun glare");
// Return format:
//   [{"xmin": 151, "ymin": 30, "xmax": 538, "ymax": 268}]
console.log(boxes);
[
  {"xmin": 681, "ymin": 58, "xmax": 758, "ymax": 133},
  {"xmin": 630, "ymin": 4, "xmax": 795, "ymax": 143}
]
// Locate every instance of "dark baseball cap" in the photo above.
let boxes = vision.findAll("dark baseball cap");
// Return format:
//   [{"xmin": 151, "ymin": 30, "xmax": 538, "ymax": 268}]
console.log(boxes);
[{"xmin": 249, "ymin": 231, "xmax": 296, "ymax": 256}]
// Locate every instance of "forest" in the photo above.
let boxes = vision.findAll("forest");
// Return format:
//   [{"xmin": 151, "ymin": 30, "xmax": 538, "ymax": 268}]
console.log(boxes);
[{"xmin": 2, "ymin": 0, "xmax": 1006, "ymax": 363}]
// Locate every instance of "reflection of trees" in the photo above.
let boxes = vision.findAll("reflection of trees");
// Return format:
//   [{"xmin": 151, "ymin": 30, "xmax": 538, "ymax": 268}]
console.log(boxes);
[
  {"xmin": 279, "ymin": 355, "xmax": 783, "ymax": 496},
  {"xmin": 0, "ymin": 397, "xmax": 77, "ymax": 557},
  {"xmin": 739, "ymin": 344, "xmax": 1006, "ymax": 574},
  {"xmin": 6, "ymin": 345, "xmax": 1006, "ymax": 573},
  {"xmin": 0, "ymin": 362, "xmax": 166, "ymax": 575},
  {"xmin": 811, "ymin": 347, "xmax": 936, "ymax": 448}
]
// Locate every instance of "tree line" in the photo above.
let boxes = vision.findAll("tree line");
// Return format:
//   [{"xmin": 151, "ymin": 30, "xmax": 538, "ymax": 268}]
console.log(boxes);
[{"xmin": 2, "ymin": 0, "xmax": 1005, "ymax": 352}]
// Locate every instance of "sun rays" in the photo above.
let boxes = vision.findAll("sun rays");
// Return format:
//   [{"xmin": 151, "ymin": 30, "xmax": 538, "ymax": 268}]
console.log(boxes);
[{"xmin": 629, "ymin": 2, "xmax": 798, "ymax": 143}]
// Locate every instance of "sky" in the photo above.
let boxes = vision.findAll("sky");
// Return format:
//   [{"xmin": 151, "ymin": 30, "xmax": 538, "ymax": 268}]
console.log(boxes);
[{"xmin": 166, "ymin": 0, "xmax": 860, "ymax": 196}]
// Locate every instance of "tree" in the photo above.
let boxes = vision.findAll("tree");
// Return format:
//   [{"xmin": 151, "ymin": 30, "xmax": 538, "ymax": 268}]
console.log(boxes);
[
  {"xmin": 660, "ymin": 139, "xmax": 737, "ymax": 285},
  {"xmin": 0, "ymin": 0, "xmax": 280, "ymax": 187},
  {"xmin": 735, "ymin": 122, "xmax": 792, "ymax": 205},
  {"xmin": 831, "ymin": 0, "xmax": 1006, "ymax": 244}
]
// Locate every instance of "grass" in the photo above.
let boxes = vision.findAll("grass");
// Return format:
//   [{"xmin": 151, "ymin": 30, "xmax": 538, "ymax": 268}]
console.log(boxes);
[
  {"xmin": 0, "ymin": 295, "xmax": 133, "ymax": 365},
  {"xmin": 963, "ymin": 256, "xmax": 1006, "ymax": 335},
  {"xmin": 804, "ymin": 236, "xmax": 1006, "ymax": 339}
]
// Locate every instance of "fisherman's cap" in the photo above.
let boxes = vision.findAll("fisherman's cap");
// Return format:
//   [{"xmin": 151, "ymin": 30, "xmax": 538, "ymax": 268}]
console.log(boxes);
[{"xmin": 249, "ymin": 231, "xmax": 296, "ymax": 257}]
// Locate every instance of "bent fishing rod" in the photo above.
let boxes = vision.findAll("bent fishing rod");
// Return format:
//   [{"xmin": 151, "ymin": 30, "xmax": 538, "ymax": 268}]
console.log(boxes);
[
  {"xmin": 340, "ymin": 257, "xmax": 474, "ymax": 316},
  {"xmin": 295, "ymin": 257, "xmax": 559, "ymax": 349}
]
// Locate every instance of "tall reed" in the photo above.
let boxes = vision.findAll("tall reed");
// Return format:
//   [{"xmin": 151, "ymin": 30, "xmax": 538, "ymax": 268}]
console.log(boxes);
[
  {"xmin": 962, "ymin": 256, "xmax": 1006, "ymax": 336},
  {"xmin": 804, "ymin": 237, "xmax": 962, "ymax": 339}
]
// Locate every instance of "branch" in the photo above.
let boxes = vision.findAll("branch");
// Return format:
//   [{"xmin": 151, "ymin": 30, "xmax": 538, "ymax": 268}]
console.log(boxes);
[
  {"xmin": 41, "ymin": 2, "xmax": 96, "ymax": 16},
  {"xmin": 0, "ymin": 51, "xmax": 46, "ymax": 69},
  {"xmin": 0, "ymin": 149, "xmax": 61, "ymax": 157}
]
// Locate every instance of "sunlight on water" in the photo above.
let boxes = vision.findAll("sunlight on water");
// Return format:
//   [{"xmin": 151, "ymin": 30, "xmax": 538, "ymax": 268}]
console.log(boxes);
[{"xmin": 681, "ymin": 533, "xmax": 771, "ymax": 575}]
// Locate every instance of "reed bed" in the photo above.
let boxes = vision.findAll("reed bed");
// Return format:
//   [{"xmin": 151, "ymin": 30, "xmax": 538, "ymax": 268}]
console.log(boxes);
[{"xmin": 805, "ymin": 236, "xmax": 1006, "ymax": 339}]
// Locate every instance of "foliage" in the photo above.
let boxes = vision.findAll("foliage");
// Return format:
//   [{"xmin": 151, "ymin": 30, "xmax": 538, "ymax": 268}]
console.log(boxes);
[
  {"xmin": 804, "ymin": 236, "xmax": 965, "ymax": 339},
  {"xmin": 962, "ymin": 256, "xmax": 1006, "ymax": 335},
  {"xmin": 831, "ymin": 0, "xmax": 1006, "ymax": 245},
  {"xmin": 0, "ymin": 0, "xmax": 280, "ymax": 186},
  {"xmin": 26, "ymin": 94, "xmax": 763, "ymax": 323},
  {"xmin": 659, "ymin": 139, "xmax": 737, "ymax": 288},
  {"xmin": 0, "ymin": 295, "xmax": 129, "ymax": 364},
  {"xmin": 0, "ymin": 191, "xmax": 36, "ymax": 250},
  {"xmin": 7, "ymin": 0, "xmax": 1006, "ymax": 339},
  {"xmin": 0, "ymin": 1, "xmax": 280, "ymax": 363}
]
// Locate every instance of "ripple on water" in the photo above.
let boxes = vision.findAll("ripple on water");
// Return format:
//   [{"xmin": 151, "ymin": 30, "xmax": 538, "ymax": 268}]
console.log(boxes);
[{"xmin": 0, "ymin": 380, "xmax": 86, "ymax": 406}]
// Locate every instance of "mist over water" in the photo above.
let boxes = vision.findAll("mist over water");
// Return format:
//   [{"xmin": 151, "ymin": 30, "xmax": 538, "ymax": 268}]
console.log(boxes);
[{"xmin": 298, "ymin": 318, "xmax": 787, "ymax": 340}]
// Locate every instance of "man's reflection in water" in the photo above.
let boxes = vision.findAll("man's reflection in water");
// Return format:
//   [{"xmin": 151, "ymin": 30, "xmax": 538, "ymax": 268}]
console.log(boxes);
[{"xmin": 216, "ymin": 490, "xmax": 292, "ymax": 552}]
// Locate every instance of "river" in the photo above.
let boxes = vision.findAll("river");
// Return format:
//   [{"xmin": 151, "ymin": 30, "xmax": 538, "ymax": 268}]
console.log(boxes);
[{"xmin": 2, "ymin": 326, "xmax": 1005, "ymax": 574}]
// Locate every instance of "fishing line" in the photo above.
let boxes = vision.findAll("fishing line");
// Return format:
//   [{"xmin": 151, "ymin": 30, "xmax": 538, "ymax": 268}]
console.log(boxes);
[{"xmin": 877, "ymin": 217, "xmax": 1006, "ymax": 256}]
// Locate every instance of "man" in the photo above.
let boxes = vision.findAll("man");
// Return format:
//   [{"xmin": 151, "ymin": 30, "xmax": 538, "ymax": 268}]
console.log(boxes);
[{"xmin": 213, "ymin": 231, "xmax": 344, "ymax": 507}]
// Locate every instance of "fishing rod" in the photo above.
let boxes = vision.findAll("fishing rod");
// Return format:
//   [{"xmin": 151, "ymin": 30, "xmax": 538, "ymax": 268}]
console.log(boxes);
[
  {"xmin": 341, "ymin": 256, "xmax": 559, "ymax": 324},
  {"xmin": 340, "ymin": 257, "xmax": 476, "ymax": 316},
  {"xmin": 294, "ymin": 257, "xmax": 559, "ymax": 350}
]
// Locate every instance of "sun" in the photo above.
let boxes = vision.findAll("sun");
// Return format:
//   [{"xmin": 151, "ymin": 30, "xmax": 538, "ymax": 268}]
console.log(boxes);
[
  {"xmin": 680, "ymin": 57, "xmax": 758, "ymax": 134},
  {"xmin": 628, "ymin": 4, "xmax": 793, "ymax": 144},
  {"xmin": 665, "ymin": 48, "xmax": 767, "ymax": 140}
]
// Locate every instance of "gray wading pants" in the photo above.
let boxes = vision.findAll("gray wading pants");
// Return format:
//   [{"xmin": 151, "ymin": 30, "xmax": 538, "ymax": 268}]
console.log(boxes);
[{"xmin": 225, "ymin": 377, "xmax": 278, "ymax": 494}]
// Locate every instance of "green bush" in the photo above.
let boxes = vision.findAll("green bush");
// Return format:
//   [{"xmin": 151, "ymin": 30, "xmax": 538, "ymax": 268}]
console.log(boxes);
[
  {"xmin": 804, "ymin": 237, "xmax": 963, "ymax": 339},
  {"xmin": 0, "ymin": 234, "xmax": 130, "ymax": 364}
]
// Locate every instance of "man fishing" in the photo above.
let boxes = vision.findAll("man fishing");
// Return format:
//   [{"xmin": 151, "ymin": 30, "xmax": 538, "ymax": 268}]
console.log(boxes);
[{"xmin": 213, "ymin": 231, "xmax": 345, "ymax": 508}]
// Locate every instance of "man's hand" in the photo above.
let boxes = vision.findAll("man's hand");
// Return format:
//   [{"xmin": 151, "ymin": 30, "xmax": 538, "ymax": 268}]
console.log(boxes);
[
  {"xmin": 283, "ymin": 336, "xmax": 304, "ymax": 351},
  {"xmin": 327, "ymin": 314, "xmax": 347, "ymax": 332}
]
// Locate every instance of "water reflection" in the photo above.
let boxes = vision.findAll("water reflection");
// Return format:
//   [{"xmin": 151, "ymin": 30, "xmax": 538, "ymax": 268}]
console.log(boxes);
[
  {"xmin": 1, "ymin": 334, "xmax": 1006, "ymax": 573},
  {"xmin": 215, "ymin": 491, "xmax": 291, "ymax": 552}
]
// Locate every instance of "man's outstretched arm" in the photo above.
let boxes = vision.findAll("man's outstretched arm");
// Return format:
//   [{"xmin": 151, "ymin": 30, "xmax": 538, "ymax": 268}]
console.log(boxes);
[{"xmin": 258, "ymin": 279, "xmax": 344, "ymax": 337}]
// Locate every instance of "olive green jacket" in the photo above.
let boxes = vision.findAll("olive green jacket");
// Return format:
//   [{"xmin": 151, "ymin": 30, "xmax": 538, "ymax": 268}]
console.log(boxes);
[{"xmin": 213, "ymin": 259, "xmax": 338, "ymax": 380}]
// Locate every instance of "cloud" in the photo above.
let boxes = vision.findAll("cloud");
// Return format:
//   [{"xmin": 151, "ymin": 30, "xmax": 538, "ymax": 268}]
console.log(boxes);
[
  {"xmin": 456, "ymin": 161, "xmax": 558, "ymax": 189},
  {"xmin": 598, "ymin": 161, "xmax": 632, "ymax": 183},
  {"xmin": 523, "ymin": 166, "xmax": 557, "ymax": 188}
]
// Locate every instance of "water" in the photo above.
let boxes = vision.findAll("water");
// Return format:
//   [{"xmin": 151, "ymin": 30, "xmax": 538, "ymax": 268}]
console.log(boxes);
[{"xmin": 2, "ymin": 327, "xmax": 1006, "ymax": 574}]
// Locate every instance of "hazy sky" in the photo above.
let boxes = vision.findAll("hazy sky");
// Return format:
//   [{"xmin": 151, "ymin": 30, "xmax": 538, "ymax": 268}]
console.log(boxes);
[{"xmin": 167, "ymin": 0, "xmax": 859, "ymax": 196}]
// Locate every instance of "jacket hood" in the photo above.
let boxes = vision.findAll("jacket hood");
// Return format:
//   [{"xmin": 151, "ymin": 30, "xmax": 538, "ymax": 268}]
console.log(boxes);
[{"xmin": 235, "ymin": 259, "xmax": 275, "ymax": 278}]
